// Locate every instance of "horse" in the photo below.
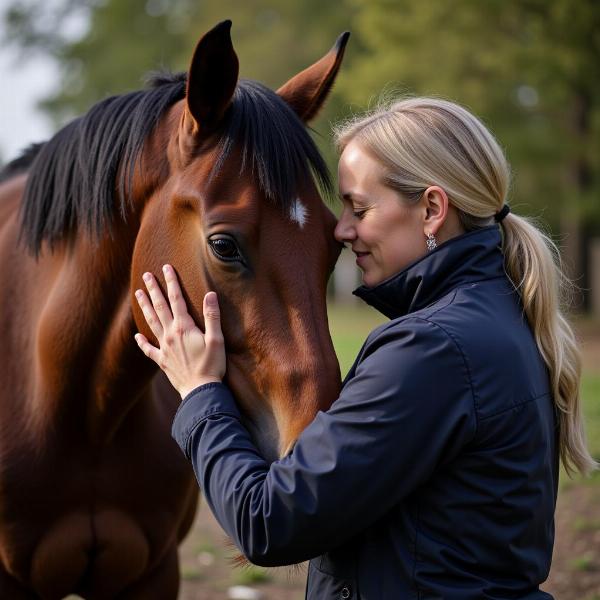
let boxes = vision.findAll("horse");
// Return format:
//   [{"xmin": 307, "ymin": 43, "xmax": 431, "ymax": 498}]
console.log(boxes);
[{"xmin": 0, "ymin": 20, "xmax": 348, "ymax": 599}]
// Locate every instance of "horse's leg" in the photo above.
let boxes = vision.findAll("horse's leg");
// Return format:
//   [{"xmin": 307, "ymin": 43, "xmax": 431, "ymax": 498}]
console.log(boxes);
[
  {"xmin": 117, "ymin": 547, "xmax": 179, "ymax": 600},
  {"xmin": 0, "ymin": 569, "xmax": 38, "ymax": 599}
]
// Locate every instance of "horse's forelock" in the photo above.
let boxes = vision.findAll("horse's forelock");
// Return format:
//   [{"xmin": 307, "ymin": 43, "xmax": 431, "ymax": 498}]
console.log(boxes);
[{"xmin": 209, "ymin": 80, "xmax": 333, "ymax": 211}]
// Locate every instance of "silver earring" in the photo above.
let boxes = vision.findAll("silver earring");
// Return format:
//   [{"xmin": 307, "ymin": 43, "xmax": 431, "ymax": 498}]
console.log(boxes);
[{"xmin": 426, "ymin": 232, "xmax": 437, "ymax": 251}]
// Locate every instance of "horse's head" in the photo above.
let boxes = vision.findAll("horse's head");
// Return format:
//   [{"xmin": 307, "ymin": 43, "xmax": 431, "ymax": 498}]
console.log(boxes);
[{"xmin": 132, "ymin": 21, "xmax": 347, "ymax": 460}]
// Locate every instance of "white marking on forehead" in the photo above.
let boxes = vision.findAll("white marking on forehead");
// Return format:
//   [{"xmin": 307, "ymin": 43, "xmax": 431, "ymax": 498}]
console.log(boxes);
[{"xmin": 290, "ymin": 197, "xmax": 308, "ymax": 229}]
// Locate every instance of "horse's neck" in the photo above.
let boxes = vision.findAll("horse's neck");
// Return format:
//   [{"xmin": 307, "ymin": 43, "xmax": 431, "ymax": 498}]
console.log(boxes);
[
  {"xmin": 85, "ymin": 243, "xmax": 155, "ymax": 444},
  {"xmin": 29, "ymin": 116, "xmax": 178, "ymax": 445},
  {"xmin": 34, "ymin": 219, "xmax": 156, "ymax": 445}
]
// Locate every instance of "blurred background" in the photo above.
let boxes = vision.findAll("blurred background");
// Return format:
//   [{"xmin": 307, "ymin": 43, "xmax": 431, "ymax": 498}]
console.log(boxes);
[
  {"xmin": 1, "ymin": 1, "xmax": 598, "ymax": 598},
  {"xmin": 2, "ymin": 0, "xmax": 600, "ymax": 312}
]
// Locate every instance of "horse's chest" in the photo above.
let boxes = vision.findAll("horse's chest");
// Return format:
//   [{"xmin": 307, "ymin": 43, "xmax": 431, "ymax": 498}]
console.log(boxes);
[{"xmin": 0, "ymin": 441, "xmax": 195, "ymax": 595}]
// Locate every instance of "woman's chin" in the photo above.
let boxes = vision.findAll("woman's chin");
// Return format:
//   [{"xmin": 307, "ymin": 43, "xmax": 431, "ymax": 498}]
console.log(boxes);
[{"xmin": 361, "ymin": 272, "xmax": 379, "ymax": 288}]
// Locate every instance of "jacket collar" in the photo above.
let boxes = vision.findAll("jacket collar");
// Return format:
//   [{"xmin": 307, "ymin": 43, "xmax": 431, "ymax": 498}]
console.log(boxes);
[{"xmin": 352, "ymin": 226, "xmax": 506, "ymax": 319}]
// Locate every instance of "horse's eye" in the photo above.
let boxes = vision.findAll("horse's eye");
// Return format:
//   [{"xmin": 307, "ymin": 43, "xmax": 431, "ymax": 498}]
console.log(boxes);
[{"xmin": 209, "ymin": 236, "xmax": 243, "ymax": 262}]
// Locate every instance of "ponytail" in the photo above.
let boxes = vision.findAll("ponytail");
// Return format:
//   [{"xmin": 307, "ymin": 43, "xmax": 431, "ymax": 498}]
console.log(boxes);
[{"xmin": 501, "ymin": 213, "xmax": 598, "ymax": 475}]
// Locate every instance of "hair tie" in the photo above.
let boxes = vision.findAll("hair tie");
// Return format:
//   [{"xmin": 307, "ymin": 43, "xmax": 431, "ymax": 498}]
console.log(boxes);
[{"xmin": 494, "ymin": 204, "xmax": 510, "ymax": 223}]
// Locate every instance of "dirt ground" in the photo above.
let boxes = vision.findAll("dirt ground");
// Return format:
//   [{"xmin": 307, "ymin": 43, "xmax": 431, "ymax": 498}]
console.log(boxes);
[
  {"xmin": 177, "ymin": 322, "xmax": 600, "ymax": 600},
  {"xmin": 543, "ymin": 481, "xmax": 600, "ymax": 599},
  {"xmin": 178, "ymin": 500, "xmax": 306, "ymax": 600}
]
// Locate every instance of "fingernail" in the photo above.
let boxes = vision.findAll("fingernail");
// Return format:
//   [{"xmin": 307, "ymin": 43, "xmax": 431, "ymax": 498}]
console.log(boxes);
[
  {"xmin": 135, "ymin": 290, "xmax": 142, "ymax": 298},
  {"xmin": 143, "ymin": 273, "xmax": 151, "ymax": 282},
  {"xmin": 206, "ymin": 292, "xmax": 217, "ymax": 306}
]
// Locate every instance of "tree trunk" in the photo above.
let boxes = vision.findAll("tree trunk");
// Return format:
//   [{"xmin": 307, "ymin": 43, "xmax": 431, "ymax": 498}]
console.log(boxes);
[{"xmin": 562, "ymin": 90, "xmax": 592, "ymax": 312}]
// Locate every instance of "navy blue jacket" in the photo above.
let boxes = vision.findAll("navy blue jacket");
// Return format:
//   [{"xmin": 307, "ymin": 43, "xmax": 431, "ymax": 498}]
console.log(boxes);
[{"xmin": 172, "ymin": 226, "xmax": 558, "ymax": 599}]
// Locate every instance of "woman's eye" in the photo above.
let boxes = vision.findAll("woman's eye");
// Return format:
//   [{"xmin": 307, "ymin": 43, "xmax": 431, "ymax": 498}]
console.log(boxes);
[
  {"xmin": 353, "ymin": 209, "xmax": 367, "ymax": 219},
  {"xmin": 209, "ymin": 237, "xmax": 243, "ymax": 262}
]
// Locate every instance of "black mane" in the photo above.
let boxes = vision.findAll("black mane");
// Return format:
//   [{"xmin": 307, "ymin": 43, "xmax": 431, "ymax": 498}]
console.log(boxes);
[{"xmin": 17, "ymin": 72, "xmax": 332, "ymax": 255}]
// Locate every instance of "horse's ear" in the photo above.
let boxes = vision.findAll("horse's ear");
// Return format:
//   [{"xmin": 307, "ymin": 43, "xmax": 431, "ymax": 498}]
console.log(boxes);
[
  {"xmin": 184, "ymin": 20, "xmax": 239, "ymax": 135},
  {"xmin": 277, "ymin": 32, "xmax": 350, "ymax": 123}
]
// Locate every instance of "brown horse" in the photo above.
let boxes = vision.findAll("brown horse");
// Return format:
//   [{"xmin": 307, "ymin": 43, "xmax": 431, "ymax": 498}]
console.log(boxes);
[{"xmin": 0, "ymin": 21, "xmax": 347, "ymax": 599}]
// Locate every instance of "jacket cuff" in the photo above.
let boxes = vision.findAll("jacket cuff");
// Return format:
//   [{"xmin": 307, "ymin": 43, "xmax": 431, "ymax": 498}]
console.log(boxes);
[{"xmin": 171, "ymin": 382, "xmax": 241, "ymax": 458}]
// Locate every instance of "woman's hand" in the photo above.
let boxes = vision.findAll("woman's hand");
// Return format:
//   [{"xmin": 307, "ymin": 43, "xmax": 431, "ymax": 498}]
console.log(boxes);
[{"xmin": 134, "ymin": 264, "xmax": 226, "ymax": 399}]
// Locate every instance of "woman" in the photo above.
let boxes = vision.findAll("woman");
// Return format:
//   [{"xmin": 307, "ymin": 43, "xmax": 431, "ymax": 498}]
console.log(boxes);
[{"xmin": 134, "ymin": 97, "xmax": 597, "ymax": 599}]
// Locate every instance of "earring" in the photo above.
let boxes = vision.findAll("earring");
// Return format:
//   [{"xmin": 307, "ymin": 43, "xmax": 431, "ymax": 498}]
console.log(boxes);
[{"xmin": 426, "ymin": 232, "xmax": 437, "ymax": 252}]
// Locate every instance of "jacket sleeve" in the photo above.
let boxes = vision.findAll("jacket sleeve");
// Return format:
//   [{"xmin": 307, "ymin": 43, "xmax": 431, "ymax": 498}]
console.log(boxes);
[{"xmin": 171, "ymin": 317, "xmax": 477, "ymax": 567}]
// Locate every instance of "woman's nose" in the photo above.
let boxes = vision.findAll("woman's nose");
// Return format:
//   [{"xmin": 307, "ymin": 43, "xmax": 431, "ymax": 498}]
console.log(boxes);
[{"xmin": 334, "ymin": 209, "xmax": 356, "ymax": 244}]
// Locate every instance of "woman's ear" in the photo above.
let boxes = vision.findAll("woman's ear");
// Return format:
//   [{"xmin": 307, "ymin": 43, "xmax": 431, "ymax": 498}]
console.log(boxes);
[{"xmin": 422, "ymin": 186, "xmax": 449, "ymax": 236}]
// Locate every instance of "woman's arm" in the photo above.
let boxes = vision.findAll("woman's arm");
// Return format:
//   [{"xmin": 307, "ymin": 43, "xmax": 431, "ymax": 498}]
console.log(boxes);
[
  {"xmin": 134, "ymin": 266, "xmax": 476, "ymax": 566},
  {"xmin": 173, "ymin": 323, "xmax": 477, "ymax": 567}
]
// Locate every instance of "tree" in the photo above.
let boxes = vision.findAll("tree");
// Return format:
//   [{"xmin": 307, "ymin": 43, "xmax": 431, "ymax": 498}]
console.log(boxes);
[
  {"xmin": 2, "ymin": 0, "xmax": 353, "ymax": 131},
  {"xmin": 339, "ymin": 0, "xmax": 600, "ymax": 308}
]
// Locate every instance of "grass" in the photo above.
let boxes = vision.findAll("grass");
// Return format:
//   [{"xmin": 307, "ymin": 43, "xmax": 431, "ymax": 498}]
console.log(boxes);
[
  {"xmin": 573, "ymin": 516, "xmax": 600, "ymax": 533},
  {"xmin": 568, "ymin": 554, "xmax": 596, "ymax": 572},
  {"xmin": 232, "ymin": 565, "xmax": 272, "ymax": 585},
  {"xmin": 581, "ymin": 374, "xmax": 600, "ymax": 461},
  {"xmin": 327, "ymin": 302, "xmax": 386, "ymax": 376},
  {"xmin": 180, "ymin": 565, "xmax": 205, "ymax": 581},
  {"xmin": 192, "ymin": 540, "xmax": 217, "ymax": 555}
]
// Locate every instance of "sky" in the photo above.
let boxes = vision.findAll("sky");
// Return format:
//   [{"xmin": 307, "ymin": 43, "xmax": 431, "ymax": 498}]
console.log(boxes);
[
  {"xmin": 0, "ymin": 0, "xmax": 64, "ymax": 163},
  {"xmin": 0, "ymin": 46, "xmax": 56, "ymax": 162}
]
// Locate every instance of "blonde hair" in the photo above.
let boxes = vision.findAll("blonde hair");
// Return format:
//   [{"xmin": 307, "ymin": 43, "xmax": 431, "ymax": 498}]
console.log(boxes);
[{"xmin": 334, "ymin": 97, "xmax": 597, "ymax": 476}]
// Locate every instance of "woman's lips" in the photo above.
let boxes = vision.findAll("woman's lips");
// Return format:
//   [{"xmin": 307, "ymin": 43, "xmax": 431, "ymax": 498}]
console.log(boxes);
[{"xmin": 354, "ymin": 251, "xmax": 369, "ymax": 267}]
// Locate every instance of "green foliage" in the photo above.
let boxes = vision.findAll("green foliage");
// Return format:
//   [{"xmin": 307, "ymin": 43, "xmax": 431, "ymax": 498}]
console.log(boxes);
[
  {"xmin": 340, "ymin": 0, "xmax": 600, "ymax": 228},
  {"xmin": 39, "ymin": 0, "xmax": 191, "ymax": 123},
  {"xmin": 2, "ymin": 0, "xmax": 353, "ymax": 146},
  {"xmin": 2, "ymin": 0, "xmax": 97, "ymax": 54}
]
